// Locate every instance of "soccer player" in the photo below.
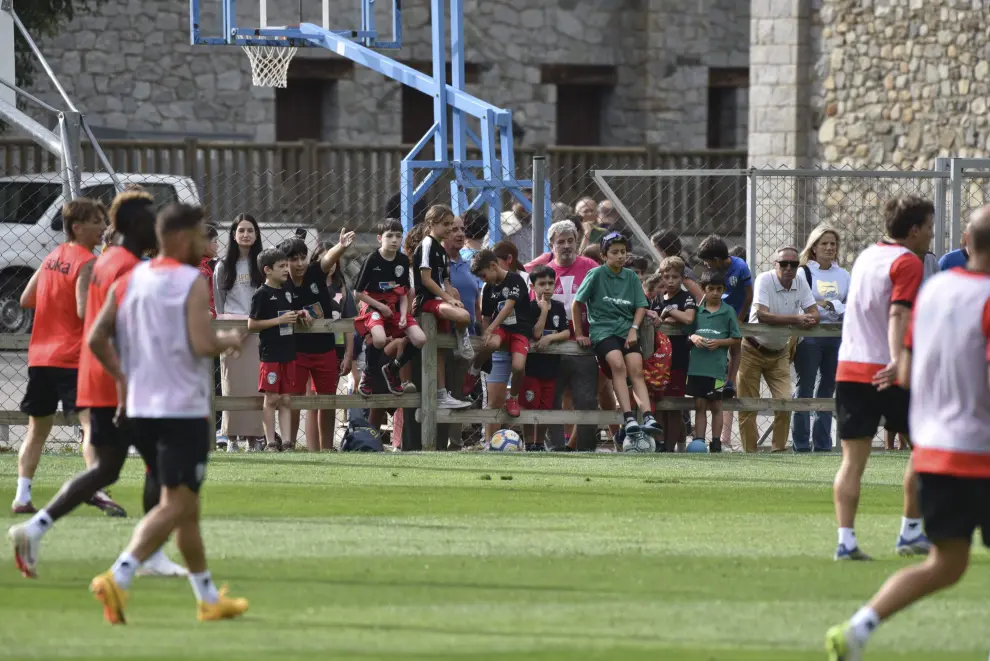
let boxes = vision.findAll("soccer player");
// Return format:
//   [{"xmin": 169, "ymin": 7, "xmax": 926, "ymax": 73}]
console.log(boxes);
[
  {"xmin": 832, "ymin": 195, "xmax": 934, "ymax": 561},
  {"xmin": 10, "ymin": 198, "xmax": 125, "ymax": 517},
  {"xmin": 87, "ymin": 203, "xmax": 248, "ymax": 624},
  {"xmin": 8, "ymin": 191, "xmax": 185, "ymax": 579},
  {"xmin": 825, "ymin": 205, "xmax": 990, "ymax": 660},
  {"xmin": 522, "ymin": 265, "xmax": 569, "ymax": 448}
]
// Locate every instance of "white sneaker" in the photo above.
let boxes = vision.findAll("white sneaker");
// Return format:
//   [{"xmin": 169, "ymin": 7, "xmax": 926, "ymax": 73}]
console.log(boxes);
[
  {"xmin": 401, "ymin": 381, "xmax": 418, "ymax": 394},
  {"xmin": 226, "ymin": 438, "xmax": 240, "ymax": 453},
  {"xmin": 136, "ymin": 549, "xmax": 188, "ymax": 577},
  {"xmin": 454, "ymin": 328, "xmax": 475, "ymax": 360},
  {"xmin": 8, "ymin": 523, "xmax": 39, "ymax": 578},
  {"xmin": 437, "ymin": 390, "xmax": 472, "ymax": 409}
]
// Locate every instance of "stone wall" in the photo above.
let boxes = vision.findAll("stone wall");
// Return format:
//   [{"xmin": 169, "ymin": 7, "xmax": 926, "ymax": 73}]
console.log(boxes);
[{"xmin": 14, "ymin": 0, "xmax": 748, "ymax": 149}]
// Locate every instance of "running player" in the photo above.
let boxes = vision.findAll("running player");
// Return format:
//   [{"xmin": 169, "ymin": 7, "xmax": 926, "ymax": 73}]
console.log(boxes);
[
  {"xmin": 832, "ymin": 195, "xmax": 934, "ymax": 560},
  {"xmin": 8, "ymin": 191, "xmax": 186, "ymax": 579},
  {"xmin": 825, "ymin": 206, "xmax": 990, "ymax": 659},
  {"xmin": 11, "ymin": 198, "xmax": 124, "ymax": 517},
  {"xmin": 87, "ymin": 203, "xmax": 248, "ymax": 624}
]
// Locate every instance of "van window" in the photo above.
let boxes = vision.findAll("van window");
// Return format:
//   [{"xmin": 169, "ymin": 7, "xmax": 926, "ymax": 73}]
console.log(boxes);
[
  {"xmin": 83, "ymin": 184, "xmax": 179, "ymax": 210},
  {"xmin": 0, "ymin": 182, "xmax": 62, "ymax": 225}
]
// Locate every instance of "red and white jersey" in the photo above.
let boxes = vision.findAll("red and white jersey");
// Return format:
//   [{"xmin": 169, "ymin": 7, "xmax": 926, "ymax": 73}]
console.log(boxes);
[
  {"xmin": 836, "ymin": 242, "xmax": 923, "ymax": 383},
  {"xmin": 116, "ymin": 258, "xmax": 212, "ymax": 419},
  {"xmin": 907, "ymin": 268, "xmax": 990, "ymax": 477}
]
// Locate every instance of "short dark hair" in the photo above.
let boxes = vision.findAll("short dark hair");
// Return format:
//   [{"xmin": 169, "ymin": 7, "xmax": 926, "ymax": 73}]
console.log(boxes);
[
  {"xmin": 257, "ymin": 247, "xmax": 288, "ymax": 274},
  {"xmin": 463, "ymin": 210, "xmax": 488, "ymax": 241},
  {"xmin": 698, "ymin": 269, "xmax": 726, "ymax": 288},
  {"xmin": 625, "ymin": 254, "xmax": 649, "ymax": 273},
  {"xmin": 651, "ymin": 230, "xmax": 683, "ymax": 257},
  {"xmin": 470, "ymin": 249, "xmax": 499, "ymax": 276},
  {"xmin": 697, "ymin": 235, "xmax": 729, "ymax": 261},
  {"xmin": 378, "ymin": 219, "xmax": 403, "ymax": 235},
  {"xmin": 62, "ymin": 197, "xmax": 106, "ymax": 241},
  {"xmin": 156, "ymin": 203, "xmax": 204, "ymax": 237},
  {"xmin": 643, "ymin": 271, "xmax": 663, "ymax": 292},
  {"xmin": 108, "ymin": 191, "xmax": 155, "ymax": 237},
  {"xmin": 529, "ymin": 264, "xmax": 556, "ymax": 285},
  {"xmin": 729, "ymin": 245, "xmax": 747, "ymax": 260},
  {"xmin": 206, "ymin": 223, "xmax": 220, "ymax": 240},
  {"xmin": 278, "ymin": 237, "xmax": 308, "ymax": 260},
  {"xmin": 884, "ymin": 196, "xmax": 935, "ymax": 239}
]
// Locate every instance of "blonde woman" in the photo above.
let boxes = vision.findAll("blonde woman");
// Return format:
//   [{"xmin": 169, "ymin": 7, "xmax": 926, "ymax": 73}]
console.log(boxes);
[{"xmin": 792, "ymin": 224, "xmax": 850, "ymax": 452}]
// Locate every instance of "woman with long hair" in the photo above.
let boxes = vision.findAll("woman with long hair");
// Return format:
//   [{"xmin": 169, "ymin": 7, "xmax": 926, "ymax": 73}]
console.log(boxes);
[
  {"xmin": 793, "ymin": 224, "xmax": 850, "ymax": 452},
  {"xmin": 213, "ymin": 214, "xmax": 266, "ymax": 451}
]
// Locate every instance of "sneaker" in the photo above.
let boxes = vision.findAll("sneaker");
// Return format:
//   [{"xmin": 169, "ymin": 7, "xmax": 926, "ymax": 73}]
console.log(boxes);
[
  {"xmin": 825, "ymin": 622, "xmax": 863, "ymax": 661},
  {"xmin": 215, "ymin": 433, "xmax": 229, "ymax": 450},
  {"xmin": 357, "ymin": 372, "xmax": 373, "ymax": 397},
  {"xmin": 454, "ymin": 327, "xmax": 475, "ymax": 360},
  {"xmin": 381, "ymin": 362, "xmax": 404, "ymax": 395},
  {"xmin": 226, "ymin": 437, "xmax": 241, "ymax": 453},
  {"xmin": 437, "ymin": 390, "xmax": 472, "ymax": 409},
  {"xmin": 87, "ymin": 491, "xmax": 127, "ymax": 518},
  {"xmin": 623, "ymin": 420, "xmax": 642, "ymax": 437},
  {"xmin": 90, "ymin": 571, "xmax": 128, "ymax": 625},
  {"xmin": 722, "ymin": 382, "xmax": 736, "ymax": 399},
  {"xmin": 504, "ymin": 396, "xmax": 521, "ymax": 417},
  {"xmin": 641, "ymin": 415, "xmax": 663, "ymax": 437},
  {"xmin": 400, "ymin": 381, "xmax": 418, "ymax": 394},
  {"xmin": 197, "ymin": 586, "xmax": 249, "ymax": 622},
  {"xmin": 461, "ymin": 371, "xmax": 481, "ymax": 397},
  {"xmin": 834, "ymin": 543, "xmax": 872, "ymax": 561},
  {"xmin": 10, "ymin": 501, "xmax": 36, "ymax": 515},
  {"xmin": 895, "ymin": 534, "xmax": 932, "ymax": 556},
  {"xmin": 8, "ymin": 523, "xmax": 39, "ymax": 579},
  {"xmin": 709, "ymin": 438, "xmax": 722, "ymax": 453},
  {"xmin": 137, "ymin": 550, "xmax": 188, "ymax": 577}
]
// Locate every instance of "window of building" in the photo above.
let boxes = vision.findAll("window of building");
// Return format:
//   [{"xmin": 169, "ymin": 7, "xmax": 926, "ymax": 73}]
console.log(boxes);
[
  {"xmin": 275, "ymin": 58, "xmax": 354, "ymax": 142},
  {"xmin": 541, "ymin": 65, "xmax": 616, "ymax": 147},
  {"xmin": 707, "ymin": 68, "xmax": 749, "ymax": 149}
]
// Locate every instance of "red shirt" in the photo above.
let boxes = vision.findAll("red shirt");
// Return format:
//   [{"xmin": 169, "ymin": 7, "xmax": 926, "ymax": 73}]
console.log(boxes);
[
  {"xmin": 199, "ymin": 257, "xmax": 216, "ymax": 317},
  {"xmin": 27, "ymin": 243, "xmax": 96, "ymax": 368}
]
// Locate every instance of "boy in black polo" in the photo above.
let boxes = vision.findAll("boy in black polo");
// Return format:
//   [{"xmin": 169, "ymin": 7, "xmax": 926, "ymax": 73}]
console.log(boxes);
[
  {"xmin": 248, "ymin": 248, "xmax": 311, "ymax": 451},
  {"xmin": 522, "ymin": 265, "xmax": 570, "ymax": 448},
  {"xmin": 686, "ymin": 269, "xmax": 741, "ymax": 453}
]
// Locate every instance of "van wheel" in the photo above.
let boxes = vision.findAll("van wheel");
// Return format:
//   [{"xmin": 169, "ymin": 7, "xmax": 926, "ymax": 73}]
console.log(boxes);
[{"xmin": 0, "ymin": 275, "xmax": 33, "ymax": 335}]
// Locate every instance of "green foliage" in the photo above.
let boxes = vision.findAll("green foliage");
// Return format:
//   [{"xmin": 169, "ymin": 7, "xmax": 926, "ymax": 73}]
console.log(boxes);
[{"xmin": 13, "ymin": 0, "xmax": 107, "ymax": 88}]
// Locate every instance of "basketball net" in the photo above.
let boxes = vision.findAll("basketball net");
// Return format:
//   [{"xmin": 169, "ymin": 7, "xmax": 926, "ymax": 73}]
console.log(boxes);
[{"xmin": 242, "ymin": 45, "xmax": 298, "ymax": 88}]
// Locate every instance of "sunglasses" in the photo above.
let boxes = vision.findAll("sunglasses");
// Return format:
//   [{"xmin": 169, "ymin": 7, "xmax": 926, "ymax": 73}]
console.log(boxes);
[{"xmin": 777, "ymin": 260, "xmax": 800, "ymax": 269}]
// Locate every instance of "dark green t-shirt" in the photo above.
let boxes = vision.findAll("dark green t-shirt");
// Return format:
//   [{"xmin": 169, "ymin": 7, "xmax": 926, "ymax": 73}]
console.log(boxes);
[
  {"xmin": 574, "ymin": 265, "xmax": 649, "ymax": 345},
  {"xmin": 687, "ymin": 302, "xmax": 741, "ymax": 378}
]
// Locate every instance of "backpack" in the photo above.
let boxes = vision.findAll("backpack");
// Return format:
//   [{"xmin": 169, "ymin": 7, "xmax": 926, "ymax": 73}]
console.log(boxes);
[
  {"xmin": 340, "ymin": 417, "xmax": 385, "ymax": 452},
  {"xmin": 643, "ymin": 330, "xmax": 673, "ymax": 393},
  {"xmin": 802, "ymin": 264, "xmax": 812, "ymax": 287}
]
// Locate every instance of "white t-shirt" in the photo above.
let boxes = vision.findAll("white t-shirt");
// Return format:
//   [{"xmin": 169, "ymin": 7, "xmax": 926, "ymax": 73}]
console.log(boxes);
[
  {"xmin": 805, "ymin": 261, "xmax": 851, "ymax": 323},
  {"xmin": 749, "ymin": 270, "xmax": 817, "ymax": 351}
]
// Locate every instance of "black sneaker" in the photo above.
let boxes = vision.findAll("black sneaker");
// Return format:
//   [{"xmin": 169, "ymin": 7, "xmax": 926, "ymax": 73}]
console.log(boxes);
[
  {"xmin": 357, "ymin": 372, "xmax": 373, "ymax": 397},
  {"xmin": 722, "ymin": 383, "xmax": 736, "ymax": 399},
  {"xmin": 709, "ymin": 438, "xmax": 722, "ymax": 453},
  {"xmin": 381, "ymin": 361, "xmax": 403, "ymax": 395}
]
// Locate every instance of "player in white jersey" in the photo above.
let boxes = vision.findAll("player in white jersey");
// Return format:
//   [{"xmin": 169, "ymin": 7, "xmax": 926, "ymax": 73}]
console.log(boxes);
[
  {"xmin": 825, "ymin": 205, "xmax": 990, "ymax": 660},
  {"xmin": 832, "ymin": 196, "xmax": 934, "ymax": 561},
  {"xmin": 84, "ymin": 203, "xmax": 248, "ymax": 625}
]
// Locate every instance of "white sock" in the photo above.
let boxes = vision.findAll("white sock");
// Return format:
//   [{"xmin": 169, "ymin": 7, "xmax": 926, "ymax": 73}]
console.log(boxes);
[
  {"xmin": 25, "ymin": 509, "xmax": 54, "ymax": 539},
  {"xmin": 189, "ymin": 570, "xmax": 219, "ymax": 604},
  {"xmin": 143, "ymin": 547, "xmax": 167, "ymax": 565},
  {"xmin": 14, "ymin": 477, "xmax": 32, "ymax": 505},
  {"xmin": 838, "ymin": 527, "xmax": 857, "ymax": 549},
  {"xmin": 899, "ymin": 517, "xmax": 923, "ymax": 541},
  {"xmin": 111, "ymin": 551, "xmax": 139, "ymax": 590},
  {"xmin": 849, "ymin": 606, "xmax": 880, "ymax": 644}
]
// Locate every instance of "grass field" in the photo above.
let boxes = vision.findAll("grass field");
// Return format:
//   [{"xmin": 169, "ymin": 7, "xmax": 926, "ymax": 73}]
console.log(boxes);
[{"xmin": 0, "ymin": 452, "xmax": 987, "ymax": 660}]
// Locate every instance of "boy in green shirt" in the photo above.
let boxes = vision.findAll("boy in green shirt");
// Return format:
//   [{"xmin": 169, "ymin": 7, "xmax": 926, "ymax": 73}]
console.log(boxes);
[
  {"xmin": 573, "ymin": 232, "xmax": 659, "ymax": 441},
  {"xmin": 687, "ymin": 269, "xmax": 742, "ymax": 453}
]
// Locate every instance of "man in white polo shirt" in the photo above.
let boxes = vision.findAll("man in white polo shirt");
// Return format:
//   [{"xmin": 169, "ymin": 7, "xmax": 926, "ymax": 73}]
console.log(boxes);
[
  {"xmin": 825, "ymin": 205, "xmax": 990, "ymax": 661},
  {"xmin": 737, "ymin": 247, "xmax": 819, "ymax": 452}
]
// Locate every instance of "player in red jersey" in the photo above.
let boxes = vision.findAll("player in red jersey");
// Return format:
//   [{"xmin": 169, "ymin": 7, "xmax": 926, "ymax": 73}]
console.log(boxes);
[{"xmin": 9, "ymin": 198, "xmax": 124, "ymax": 517}]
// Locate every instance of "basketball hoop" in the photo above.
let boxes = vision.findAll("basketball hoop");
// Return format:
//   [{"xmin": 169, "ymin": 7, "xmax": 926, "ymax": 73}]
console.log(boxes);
[{"xmin": 242, "ymin": 45, "xmax": 298, "ymax": 88}]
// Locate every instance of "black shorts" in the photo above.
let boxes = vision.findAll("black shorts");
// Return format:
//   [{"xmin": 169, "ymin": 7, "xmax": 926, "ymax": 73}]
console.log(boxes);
[
  {"xmin": 20, "ymin": 367, "xmax": 78, "ymax": 417},
  {"xmin": 88, "ymin": 406, "xmax": 126, "ymax": 449},
  {"xmin": 594, "ymin": 335, "xmax": 641, "ymax": 365},
  {"xmin": 919, "ymin": 472, "xmax": 990, "ymax": 548},
  {"xmin": 686, "ymin": 375, "xmax": 723, "ymax": 401},
  {"xmin": 835, "ymin": 381, "xmax": 909, "ymax": 439},
  {"xmin": 129, "ymin": 417, "xmax": 211, "ymax": 494}
]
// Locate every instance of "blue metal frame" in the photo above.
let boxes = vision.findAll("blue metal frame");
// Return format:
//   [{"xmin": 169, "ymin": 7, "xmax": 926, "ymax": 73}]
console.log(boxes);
[{"xmin": 189, "ymin": 0, "xmax": 550, "ymax": 237}]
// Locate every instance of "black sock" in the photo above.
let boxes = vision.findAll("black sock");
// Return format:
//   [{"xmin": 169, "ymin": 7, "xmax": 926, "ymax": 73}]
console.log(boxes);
[{"xmin": 396, "ymin": 343, "xmax": 420, "ymax": 369}]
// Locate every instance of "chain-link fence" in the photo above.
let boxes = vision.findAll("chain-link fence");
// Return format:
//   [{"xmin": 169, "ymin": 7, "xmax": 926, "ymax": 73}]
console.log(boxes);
[{"xmin": 0, "ymin": 141, "xmax": 983, "ymax": 453}]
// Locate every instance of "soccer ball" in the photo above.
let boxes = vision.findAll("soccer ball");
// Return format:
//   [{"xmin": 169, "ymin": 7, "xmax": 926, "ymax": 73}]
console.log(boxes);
[
  {"xmin": 489, "ymin": 429, "xmax": 523, "ymax": 451},
  {"xmin": 622, "ymin": 430, "xmax": 655, "ymax": 453}
]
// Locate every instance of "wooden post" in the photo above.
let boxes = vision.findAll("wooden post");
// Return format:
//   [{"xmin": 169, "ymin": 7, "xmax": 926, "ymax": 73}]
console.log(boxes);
[
  {"xmin": 207, "ymin": 358, "xmax": 217, "ymax": 452},
  {"xmin": 420, "ymin": 314, "xmax": 438, "ymax": 451}
]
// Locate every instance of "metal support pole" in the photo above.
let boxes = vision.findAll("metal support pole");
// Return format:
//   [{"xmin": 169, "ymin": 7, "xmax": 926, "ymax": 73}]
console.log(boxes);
[
  {"xmin": 81, "ymin": 117, "xmax": 121, "ymax": 190},
  {"xmin": 932, "ymin": 157, "xmax": 950, "ymax": 257},
  {"xmin": 57, "ymin": 111, "xmax": 82, "ymax": 200},
  {"xmin": 531, "ymin": 156, "xmax": 546, "ymax": 260},
  {"xmin": 0, "ymin": 96, "xmax": 62, "ymax": 156},
  {"xmin": 745, "ymin": 168, "xmax": 758, "ymax": 273},
  {"xmin": 8, "ymin": 6, "xmax": 78, "ymax": 112},
  {"xmin": 949, "ymin": 158, "xmax": 963, "ymax": 254}
]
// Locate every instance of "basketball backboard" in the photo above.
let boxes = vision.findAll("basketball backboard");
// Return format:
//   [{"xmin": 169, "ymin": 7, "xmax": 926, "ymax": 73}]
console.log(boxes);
[{"xmin": 189, "ymin": 0, "xmax": 401, "ymax": 49}]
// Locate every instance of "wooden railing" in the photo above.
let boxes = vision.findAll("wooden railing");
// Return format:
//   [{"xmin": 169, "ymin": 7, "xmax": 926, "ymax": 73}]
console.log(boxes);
[
  {"xmin": 0, "ymin": 318, "xmax": 840, "ymax": 451},
  {"xmin": 0, "ymin": 139, "xmax": 748, "ymax": 236}
]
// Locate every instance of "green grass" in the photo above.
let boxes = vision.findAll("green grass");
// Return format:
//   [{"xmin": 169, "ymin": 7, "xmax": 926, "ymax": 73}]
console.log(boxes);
[{"xmin": 0, "ymin": 453, "xmax": 987, "ymax": 660}]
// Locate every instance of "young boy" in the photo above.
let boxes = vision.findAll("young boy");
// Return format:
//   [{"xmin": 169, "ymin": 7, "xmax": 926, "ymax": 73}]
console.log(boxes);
[
  {"xmin": 354, "ymin": 219, "xmax": 427, "ymax": 396},
  {"xmin": 573, "ymin": 232, "xmax": 659, "ymax": 440},
  {"xmin": 686, "ymin": 269, "xmax": 741, "ymax": 453},
  {"xmin": 461, "ymin": 249, "xmax": 534, "ymax": 417},
  {"xmin": 521, "ymin": 265, "xmax": 570, "ymax": 448},
  {"xmin": 697, "ymin": 234, "xmax": 752, "ymax": 398},
  {"xmin": 648, "ymin": 256, "xmax": 697, "ymax": 451},
  {"xmin": 248, "ymin": 248, "xmax": 312, "ymax": 451}
]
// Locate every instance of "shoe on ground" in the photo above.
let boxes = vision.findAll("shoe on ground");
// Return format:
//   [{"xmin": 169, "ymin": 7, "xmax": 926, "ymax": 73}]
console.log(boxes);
[
  {"xmin": 709, "ymin": 438, "xmax": 722, "ymax": 453},
  {"xmin": 137, "ymin": 551, "xmax": 188, "ymax": 577},
  {"xmin": 197, "ymin": 586, "xmax": 249, "ymax": 622},
  {"xmin": 504, "ymin": 396, "xmax": 521, "ymax": 418},
  {"xmin": 825, "ymin": 622, "xmax": 863, "ymax": 661},
  {"xmin": 8, "ymin": 523, "xmax": 39, "ymax": 579},
  {"xmin": 87, "ymin": 491, "xmax": 127, "ymax": 518},
  {"xmin": 895, "ymin": 533, "xmax": 932, "ymax": 556},
  {"xmin": 226, "ymin": 437, "xmax": 241, "ymax": 453},
  {"xmin": 437, "ymin": 390, "xmax": 471, "ymax": 409},
  {"xmin": 381, "ymin": 362, "xmax": 404, "ymax": 395},
  {"xmin": 90, "ymin": 571, "xmax": 128, "ymax": 625},
  {"xmin": 10, "ymin": 501, "xmax": 36, "ymax": 515},
  {"xmin": 834, "ymin": 543, "xmax": 872, "ymax": 561}
]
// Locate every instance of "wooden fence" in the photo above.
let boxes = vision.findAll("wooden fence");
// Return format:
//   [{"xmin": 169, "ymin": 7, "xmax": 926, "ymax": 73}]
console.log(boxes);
[{"xmin": 0, "ymin": 318, "xmax": 840, "ymax": 451}]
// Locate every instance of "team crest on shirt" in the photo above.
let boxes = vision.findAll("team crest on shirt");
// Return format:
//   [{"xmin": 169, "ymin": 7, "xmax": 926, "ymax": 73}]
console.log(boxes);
[
  {"xmin": 310, "ymin": 283, "xmax": 319, "ymax": 294},
  {"xmin": 525, "ymin": 389, "xmax": 535, "ymax": 402},
  {"xmin": 395, "ymin": 265, "xmax": 404, "ymax": 278},
  {"xmin": 727, "ymin": 276, "xmax": 738, "ymax": 287},
  {"xmin": 266, "ymin": 372, "xmax": 277, "ymax": 384},
  {"xmin": 552, "ymin": 315, "xmax": 560, "ymax": 327},
  {"xmin": 371, "ymin": 312, "xmax": 381, "ymax": 321},
  {"xmin": 285, "ymin": 291, "xmax": 293, "ymax": 302},
  {"xmin": 501, "ymin": 287, "xmax": 509, "ymax": 298}
]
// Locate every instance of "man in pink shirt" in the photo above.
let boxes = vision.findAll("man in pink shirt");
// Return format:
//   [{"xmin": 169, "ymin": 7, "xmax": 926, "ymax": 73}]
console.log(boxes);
[{"xmin": 527, "ymin": 220, "xmax": 600, "ymax": 450}]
